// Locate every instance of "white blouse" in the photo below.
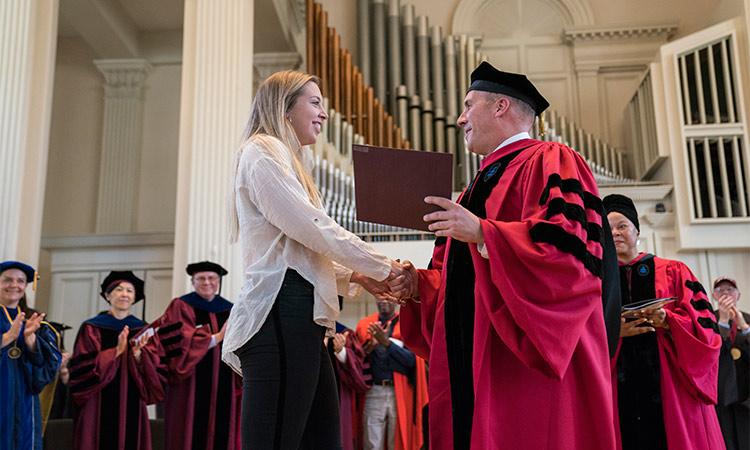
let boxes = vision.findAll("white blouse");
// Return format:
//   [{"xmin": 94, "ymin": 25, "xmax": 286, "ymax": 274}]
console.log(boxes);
[{"xmin": 222, "ymin": 134, "xmax": 392, "ymax": 374}]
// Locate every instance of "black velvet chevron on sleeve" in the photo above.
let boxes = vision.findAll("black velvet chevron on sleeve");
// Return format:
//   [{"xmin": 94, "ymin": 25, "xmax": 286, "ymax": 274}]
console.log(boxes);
[
  {"xmin": 690, "ymin": 298, "xmax": 714, "ymax": 312},
  {"xmin": 529, "ymin": 222, "xmax": 603, "ymax": 278},
  {"xmin": 685, "ymin": 280, "xmax": 708, "ymax": 296},
  {"xmin": 530, "ymin": 173, "xmax": 606, "ymax": 279},
  {"xmin": 697, "ymin": 316, "xmax": 720, "ymax": 333}
]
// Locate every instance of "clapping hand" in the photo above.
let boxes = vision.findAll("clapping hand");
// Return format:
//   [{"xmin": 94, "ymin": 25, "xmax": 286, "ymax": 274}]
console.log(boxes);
[
  {"xmin": 1, "ymin": 311, "xmax": 24, "ymax": 349},
  {"xmin": 23, "ymin": 312, "xmax": 45, "ymax": 352},
  {"xmin": 332, "ymin": 332, "xmax": 347, "ymax": 354},
  {"xmin": 367, "ymin": 322, "xmax": 391, "ymax": 347},
  {"xmin": 717, "ymin": 294, "xmax": 737, "ymax": 323},
  {"xmin": 115, "ymin": 326, "xmax": 130, "ymax": 357}
]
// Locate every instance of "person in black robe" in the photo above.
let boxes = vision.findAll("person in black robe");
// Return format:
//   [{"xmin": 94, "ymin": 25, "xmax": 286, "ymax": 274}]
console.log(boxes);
[{"xmin": 712, "ymin": 276, "xmax": 749, "ymax": 450}]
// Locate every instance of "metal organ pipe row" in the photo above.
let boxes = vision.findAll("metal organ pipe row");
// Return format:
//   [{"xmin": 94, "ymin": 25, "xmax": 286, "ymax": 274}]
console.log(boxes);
[{"xmin": 304, "ymin": 0, "xmax": 633, "ymax": 238}]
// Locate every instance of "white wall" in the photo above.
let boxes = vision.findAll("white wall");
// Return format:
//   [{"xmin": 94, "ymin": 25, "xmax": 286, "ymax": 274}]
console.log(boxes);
[
  {"xmin": 137, "ymin": 63, "xmax": 181, "ymax": 233},
  {"xmin": 44, "ymin": 37, "xmax": 102, "ymax": 236},
  {"xmin": 44, "ymin": 40, "xmax": 182, "ymax": 237}
]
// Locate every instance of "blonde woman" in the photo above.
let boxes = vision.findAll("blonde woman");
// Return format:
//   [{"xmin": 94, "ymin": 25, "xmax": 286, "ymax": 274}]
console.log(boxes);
[{"xmin": 224, "ymin": 70, "xmax": 401, "ymax": 449}]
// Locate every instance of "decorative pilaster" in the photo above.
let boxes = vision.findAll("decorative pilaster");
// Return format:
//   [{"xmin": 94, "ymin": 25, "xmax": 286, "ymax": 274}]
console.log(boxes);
[
  {"xmin": 0, "ymin": 0, "xmax": 59, "ymax": 282},
  {"xmin": 173, "ymin": 0, "xmax": 255, "ymax": 298},
  {"xmin": 94, "ymin": 59, "xmax": 152, "ymax": 233},
  {"xmin": 253, "ymin": 52, "xmax": 302, "ymax": 91}
]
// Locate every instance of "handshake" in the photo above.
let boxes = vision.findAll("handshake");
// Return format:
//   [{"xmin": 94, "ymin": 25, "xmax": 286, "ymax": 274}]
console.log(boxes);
[{"xmin": 350, "ymin": 260, "xmax": 420, "ymax": 305}]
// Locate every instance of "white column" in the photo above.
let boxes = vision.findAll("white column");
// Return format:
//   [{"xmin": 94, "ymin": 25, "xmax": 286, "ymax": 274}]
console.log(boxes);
[
  {"xmin": 0, "ymin": 1, "xmax": 59, "ymax": 277},
  {"xmin": 173, "ymin": 0, "xmax": 254, "ymax": 299},
  {"xmin": 94, "ymin": 59, "xmax": 152, "ymax": 233}
]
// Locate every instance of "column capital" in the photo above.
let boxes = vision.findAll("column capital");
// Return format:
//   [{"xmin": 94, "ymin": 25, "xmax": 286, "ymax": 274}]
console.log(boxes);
[
  {"xmin": 253, "ymin": 52, "xmax": 302, "ymax": 83},
  {"xmin": 94, "ymin": 59, "xmax": 153, "ymax": 97}
]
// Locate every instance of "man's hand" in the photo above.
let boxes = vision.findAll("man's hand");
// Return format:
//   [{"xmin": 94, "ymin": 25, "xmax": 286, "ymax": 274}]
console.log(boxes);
[
  {"xmin": 23, "ymin": 312, "xmax": 45, "ymax": 352},
  {"xmin": 214, "ymin": 321, "xmax": 228, "ymax": 344},
  {"xmin": 388, "ymin": 260, "xmax": 419, "ymax": 300},
  {"xmin": 368, "ymin": 322, "xmax": 391, "ymax": 347},
  {"xmin": 717, "ymin": 294, "xmax": 736, "ymax": 323},
  {"xmin": 116, "ymin": 326, "xmax": 130, "ymax": 357},
  {"xmin": 351, "ymin": 269, "xmax": 399, "ymax": 303},
  {"xmin": 1, "ymin": 311, "xmax": 24, "ymax": 349},
  {"xmin": 620, "ymin": 316, "xmax": 655, "ymax": 337},
  {"xmin": 423, "ymin": 196, "xmax": 484, "ymax": 244},
  {"xmin": 332, "ymin": 332, "xmax": 347, "ymax": 353}
]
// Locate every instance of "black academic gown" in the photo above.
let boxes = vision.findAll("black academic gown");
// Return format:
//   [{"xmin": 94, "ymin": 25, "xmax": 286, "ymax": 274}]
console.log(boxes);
[{"xmin": 716, "ymin": 310, "xmax": 750, "ymax": 450}]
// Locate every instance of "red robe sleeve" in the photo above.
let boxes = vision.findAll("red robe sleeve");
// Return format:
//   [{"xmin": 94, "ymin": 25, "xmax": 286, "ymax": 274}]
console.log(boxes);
[
  {"xmin": 399, "ymin": 240, "xmax": 446, "ymax": 361},
  {"xmin": 127, "ymin": 336, "xmax": 167, "ymax": 404},
  {"xmin": 660, "ymin": 261, "xmax": 721, "ymax": 403},
  {"xmin": 335, "ymin": 332, "xmax": 370, "ymax": 394},
  {"xmin": 477, "ymin": 143, "xmax": 606, "ymax": 379},
  {"xmin": 153, "ymin": 299, "xmax": 212, "ymax": 382},
  {"xmin": 68, "ymin": 324, "xmax": 121, "ymax": 406}
]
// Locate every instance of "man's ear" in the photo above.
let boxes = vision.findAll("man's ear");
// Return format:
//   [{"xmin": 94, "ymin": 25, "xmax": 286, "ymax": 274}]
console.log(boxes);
[{"xmin": 494, "ymin": 96, "xmax": 510, "ymax": 117}]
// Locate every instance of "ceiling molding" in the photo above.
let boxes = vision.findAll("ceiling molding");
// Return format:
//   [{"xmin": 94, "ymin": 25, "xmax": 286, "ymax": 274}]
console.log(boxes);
[
  {"xmin": 564, "ymin": 24, "xmax": 678, "ymax": 43},
  {"xmin": 59, "ymin": 0, "xmax": 140, "ymax": 58}
]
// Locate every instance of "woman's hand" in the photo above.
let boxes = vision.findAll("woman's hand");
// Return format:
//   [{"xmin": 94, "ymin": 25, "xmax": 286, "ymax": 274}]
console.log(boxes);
[
  {"xmin": 620, "ymin": 316, "xmax": 655, "ymax": 337},
  {"xmin": 23, "ymin": 312, "xmax": 45, "ymax": 352},
  {"xmin": 115, "ymin": 326, "xmax": 130, "ymax": 358},
  {"xmin": 1, "ymin": 312, "xmax": 24, "ymax": 349}
]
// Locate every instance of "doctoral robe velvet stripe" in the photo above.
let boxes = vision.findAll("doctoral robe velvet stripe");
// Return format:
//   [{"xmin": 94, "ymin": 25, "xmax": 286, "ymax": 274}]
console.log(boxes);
[
  {"xmin": 400, "ymin": 139, "xmax": 618, "ymax": 450},
  {"xmin": 612, "ymin": 253, "xmax": 725, "ymax": 450}
]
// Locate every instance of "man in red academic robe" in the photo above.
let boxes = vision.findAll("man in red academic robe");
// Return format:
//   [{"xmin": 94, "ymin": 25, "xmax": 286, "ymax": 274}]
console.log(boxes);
[
  {"xmin": 389, "ymin": 61, "xmax": 621, "ymax": 450},
  {"xmin": 355, "ymin": 302, "xmax": 429, "ymax": 450},
  {"xmin": 151, "ymin": 261, "xmax": 242, "ymax": 450}
]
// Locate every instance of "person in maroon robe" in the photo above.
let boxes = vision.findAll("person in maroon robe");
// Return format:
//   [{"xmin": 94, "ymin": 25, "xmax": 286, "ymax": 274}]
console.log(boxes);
[
  {"xmin": 151, "ymin": 261, "xmax": 242, "ymax": 450},
  {"xmin": 388, "ymin": 61, "xmax": 621, "ymax": 450},
  {"xmin": 68, "ymin": 271, "xmax": 165, "ymax": 450},
  {"xmin": 327, "ymin": 321, "xmax": 370, "ymax": 450},
  {"xmin": 604, "ymin": 194, "xmax": 724, "ymax": 450}
]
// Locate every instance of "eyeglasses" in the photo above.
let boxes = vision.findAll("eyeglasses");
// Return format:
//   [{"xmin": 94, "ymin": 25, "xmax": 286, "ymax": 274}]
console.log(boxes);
[
  {"xmin": 714, "ymin": 285, "xmax": 738, "ymax": 293},
  {"xmin": 193, "ymin": 276, "xmax": 219, "ymax": 283}
]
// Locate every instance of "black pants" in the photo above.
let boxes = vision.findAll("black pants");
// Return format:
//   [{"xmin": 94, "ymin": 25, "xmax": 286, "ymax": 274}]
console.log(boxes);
[{"xmin": 235, "ymin": 270, "xmax": 342, "ymax": 450}]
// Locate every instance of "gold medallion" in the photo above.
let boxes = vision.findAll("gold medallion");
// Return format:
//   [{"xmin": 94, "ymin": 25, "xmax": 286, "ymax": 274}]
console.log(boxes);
[
  {"xmin": 731, "ymin": 347, "xmax": 742, "ymax": 361},
  {"xmin": 7, "ymin": 346, "xmax": 22, "ymax": 359}
]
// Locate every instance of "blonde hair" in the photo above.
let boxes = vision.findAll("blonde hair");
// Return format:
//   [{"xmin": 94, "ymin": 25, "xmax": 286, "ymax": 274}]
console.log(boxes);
[{"xmin": 229, "ymin": 71, "xmax": 324, "ymax": 242}]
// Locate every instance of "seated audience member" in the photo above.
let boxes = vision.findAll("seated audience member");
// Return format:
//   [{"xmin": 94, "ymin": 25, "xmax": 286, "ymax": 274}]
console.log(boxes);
[{"xmin": 68, "ymin": 271, "xmax": 165, "ymax": 450}]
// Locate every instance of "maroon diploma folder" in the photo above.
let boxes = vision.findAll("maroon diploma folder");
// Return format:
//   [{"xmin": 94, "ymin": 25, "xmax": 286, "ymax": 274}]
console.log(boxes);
[{"xmin": 352, "ymin": 144, "xmax": 453, "ymax": 231}]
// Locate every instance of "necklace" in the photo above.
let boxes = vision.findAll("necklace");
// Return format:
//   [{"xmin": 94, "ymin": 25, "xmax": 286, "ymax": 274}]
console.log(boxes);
[{"xmin": 2, "ymin": 305, "xmax": 22, "ymax": 359}]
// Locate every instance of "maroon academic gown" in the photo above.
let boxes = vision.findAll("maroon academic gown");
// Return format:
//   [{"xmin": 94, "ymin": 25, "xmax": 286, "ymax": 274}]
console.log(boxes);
[
  {"xmin": 613, "ymin": 253, "xmax": 724, "ymax": 450},
  {"xmin": 69, "ymin": 314, "xmax": 165, "ymax": 450},
  {"xmin": 400, "ymin": 138, "xmax": 617, "ymax": 450},
  {"xmin": 151, "ymin": 293, "xmax": 242, "ymax": 450},
  {"xmin": 329, "ymin": 328, "xmax": 370, "ymax": 450}
]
